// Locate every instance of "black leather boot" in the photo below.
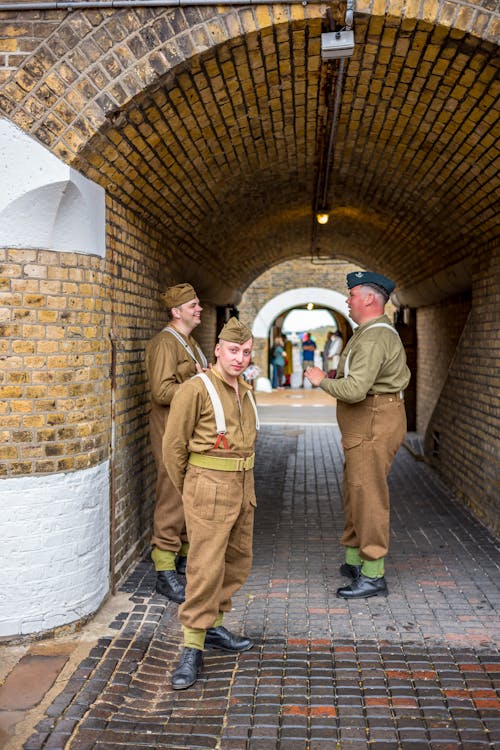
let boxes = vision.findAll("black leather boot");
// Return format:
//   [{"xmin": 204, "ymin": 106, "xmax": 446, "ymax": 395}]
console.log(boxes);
[
  {"xmin": 175, "ymin": 554, "xmax": 187, "ymax": 576},
  {"xmin": 204, "ymin": 626, "xmax": 253, "ymax": 652},
  {"xmin": 155, "ymin": 570, "xmax": 185, "ymax": 603},
  {"xmin": 340, "ymin": 563, "xmax": 362, "ymax": 580},
  {"xmin": 336, "ymin": 574, "xmax": 388, "ymax": 599},
  {"xmin": 171, "ymin": 647, "xmax": 203, "ymax": 690}
]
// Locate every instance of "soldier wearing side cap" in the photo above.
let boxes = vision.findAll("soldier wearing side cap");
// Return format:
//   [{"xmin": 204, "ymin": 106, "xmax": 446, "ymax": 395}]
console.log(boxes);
[
  {"xmin": 163, "ymin": 317, "xmax": 258, "ymax": 690},
  {"xmin": 305, "ymin": 271, "xmax": 411, "ymax": 599},
  {"xmin": 145, "ymin": 283, "xmax": 207, "ymax": 604}
]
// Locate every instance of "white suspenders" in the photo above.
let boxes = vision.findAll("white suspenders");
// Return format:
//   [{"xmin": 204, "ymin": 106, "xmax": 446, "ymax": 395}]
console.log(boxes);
[
  {"xmin": 195, "ymin": 372, "xmax": 260, "ymax": 437},
  {"xmin": 163, "ymin": 326, "xmax": 208, "ymax": 369},
  {"xmin": 344, "ymin": 322, "xmax": 400, "ymax": 378}
]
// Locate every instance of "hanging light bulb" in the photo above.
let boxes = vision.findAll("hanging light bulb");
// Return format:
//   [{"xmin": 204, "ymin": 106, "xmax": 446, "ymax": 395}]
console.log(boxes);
[{"xmin": 316, "ymin": 210, "xmax": 329, "ymax": 225}]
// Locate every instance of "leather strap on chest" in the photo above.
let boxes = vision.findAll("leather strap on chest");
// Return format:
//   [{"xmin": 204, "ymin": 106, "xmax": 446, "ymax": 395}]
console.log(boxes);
[
  {"xmin": 163, "ymin": 326, "xmax": 208, "ymax": 369},
  {"xmin": 195, "ymin": 372, "xmax": 260, "ymax": 450}
]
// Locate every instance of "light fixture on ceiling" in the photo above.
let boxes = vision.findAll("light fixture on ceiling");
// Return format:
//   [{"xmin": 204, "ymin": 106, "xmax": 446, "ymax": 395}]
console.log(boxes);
[
  {"xmin": 316, "ymin": 210, "xmax": 330, "ymax": 225},
  {"xmin": 307, "ymin": 302, "xmax": 314, "ymax": 310},
  {"xmin": 321, "ymin": 30, "xmax": 355, "ymax": 60}
]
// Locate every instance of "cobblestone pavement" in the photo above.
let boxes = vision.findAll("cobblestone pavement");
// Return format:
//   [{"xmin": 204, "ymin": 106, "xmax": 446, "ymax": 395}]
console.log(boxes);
[{"xmin": 24, "ymin": 425, "xmax": 500, "ymax": 750}]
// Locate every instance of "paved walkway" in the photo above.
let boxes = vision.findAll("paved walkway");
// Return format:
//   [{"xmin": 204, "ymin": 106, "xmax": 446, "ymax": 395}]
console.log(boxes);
[{"xmin": 2, "ymin": 392, "xmax": 500, "ymax": 750}]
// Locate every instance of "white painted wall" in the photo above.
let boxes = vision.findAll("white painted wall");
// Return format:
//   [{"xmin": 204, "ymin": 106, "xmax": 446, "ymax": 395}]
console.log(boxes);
[
  {"xmin": 0, "ymin": 118, "xmax": 105, "ymax": 256},
  {"xmin": 0, "ymin": 462, "xmax": 110, "ymax": 637}
]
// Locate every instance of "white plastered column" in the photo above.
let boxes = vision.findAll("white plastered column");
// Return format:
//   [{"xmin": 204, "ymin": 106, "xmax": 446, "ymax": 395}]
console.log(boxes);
[
  {"xmin": 0, "ymin": 119, "xmax": 109, "ymax": 637},
  {"xmin": 0, "ymin": 119, "xmax": 105, "ymax": 255},
  {"xmin": 0, "ymin": 464, "xmax": 110, "ymax": 637}
]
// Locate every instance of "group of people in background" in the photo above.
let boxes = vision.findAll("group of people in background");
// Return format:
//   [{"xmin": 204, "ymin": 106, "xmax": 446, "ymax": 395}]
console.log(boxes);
[{"xmin": 271, "ymin": 329, "xmax": 344, "ymax": 389}]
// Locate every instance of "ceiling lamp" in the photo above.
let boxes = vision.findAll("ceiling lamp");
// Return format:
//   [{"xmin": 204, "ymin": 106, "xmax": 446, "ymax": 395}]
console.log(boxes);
[
  {"xmin": 316, "ymin": 210, "xmax": 330, "ymax": 225},
  {"xmin": 321, "ymin": 30, "xmax": 355, "ymax": 60}
]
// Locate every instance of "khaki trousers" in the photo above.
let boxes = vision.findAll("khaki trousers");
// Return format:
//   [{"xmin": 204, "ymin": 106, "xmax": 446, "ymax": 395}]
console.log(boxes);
[
  {"xmin": 149, "ymin": 402, "xmax": 187, "ymax": 552},
  {"xmin": 179, "ymin": 463, "xmax": 256, "ymax": 630},
  {"xmin": 337, "ymin": 394, "xmax": 407, "ymax": 561}
]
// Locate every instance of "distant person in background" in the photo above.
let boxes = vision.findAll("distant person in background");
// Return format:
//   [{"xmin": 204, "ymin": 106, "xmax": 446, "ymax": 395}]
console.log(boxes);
[
  {"xmin": 283, "ymin": 334, "xmax": 293, "ymax": 387},
  {"xmin": 324, "ymin": 330, "xmax": 343, "ymax": 379},
  {"xmin": 322, "ymin": 331, "xmax": 334, "ymax": 372},
  {"xmin": 271, "ymin": 336, "xmax": 286, "ymax": 389},
  {"xmin": 301, "ymin": 332, "xmax": 316, "ymax": 386}
]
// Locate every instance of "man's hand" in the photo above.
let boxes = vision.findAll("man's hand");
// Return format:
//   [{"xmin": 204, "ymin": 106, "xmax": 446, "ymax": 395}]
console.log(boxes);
[{"xmin": 305, "ymin": 366, "xmax": 326, "ymax": 387}]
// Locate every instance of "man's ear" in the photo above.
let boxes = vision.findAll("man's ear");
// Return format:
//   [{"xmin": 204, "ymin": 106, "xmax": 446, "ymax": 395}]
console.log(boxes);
[{"xmin": 171, "ymin": 306, "xmax": 180, "ymax": 319}]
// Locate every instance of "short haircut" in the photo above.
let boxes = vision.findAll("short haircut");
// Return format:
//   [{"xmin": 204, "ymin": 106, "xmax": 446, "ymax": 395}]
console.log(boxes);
[{"xmin": 362, "ymin": 283, "xmax": 389, "ymax": 304}]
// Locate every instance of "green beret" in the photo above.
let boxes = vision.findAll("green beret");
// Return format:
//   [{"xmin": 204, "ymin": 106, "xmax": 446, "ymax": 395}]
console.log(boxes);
[
  {"xmin": 161, "ymin": 283, "xmax": 197, "ymax": 309},
  {"xmin": 346, "ymin": 271, "xmax": 396, "ymax": 295},
  {"xmin": 219, "ymin": 317, "xmax": 253, "ymax": 344}
]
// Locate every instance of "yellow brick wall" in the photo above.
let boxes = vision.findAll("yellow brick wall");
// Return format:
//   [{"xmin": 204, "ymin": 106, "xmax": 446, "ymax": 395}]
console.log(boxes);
[
  {"xmin": 0, "ymin": 247, "xmax": 111, "ymax": 476},
  {"xmin": 423, "ymin": 246, "xmax": 499, "ymax": 535},
  {"xmin": 105, "ymin": 197, "xmax": 216, "ymax": 582},
  {"xmin": 417, "ymin": 293, "xmax": 471, "ymax": 434}
]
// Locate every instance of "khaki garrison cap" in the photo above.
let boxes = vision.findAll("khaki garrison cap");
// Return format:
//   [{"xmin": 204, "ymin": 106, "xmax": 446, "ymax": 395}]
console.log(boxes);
[
  {"xmin": 219, "ymin": 317, "xmax": 253, "ymax": 344},
  {"xmin": 161, "ymin": 283, "xmax": 197, "ymax": 309}
]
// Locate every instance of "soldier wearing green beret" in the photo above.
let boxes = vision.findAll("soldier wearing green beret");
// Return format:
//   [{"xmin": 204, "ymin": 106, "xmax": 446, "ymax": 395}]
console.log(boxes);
[
  {"xmin": 163, "ymin": 317, "xmax": 258, "ymax": 690},
  {"xmin": 306, "ymin": 272, "xmax": 411, "ymax": 599},
  {"xmin": 145, "ymin": 283, "xmax": 207, "ymax": 604}
]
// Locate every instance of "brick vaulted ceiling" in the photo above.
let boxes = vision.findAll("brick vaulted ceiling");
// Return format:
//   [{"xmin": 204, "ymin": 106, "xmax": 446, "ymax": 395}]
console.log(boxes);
[{"xmin": 1, "ymin": 5, "xmax": 499, "ymax": 303}]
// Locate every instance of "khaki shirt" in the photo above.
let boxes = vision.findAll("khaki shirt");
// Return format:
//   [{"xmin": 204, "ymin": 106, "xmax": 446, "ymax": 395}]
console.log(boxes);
[
  {"xmin": 145, "ymin": 328, "xmax": 205, "ymax": 406},
  {"xmin": 163, "ymin": 368, "xmax": 258, "ymax": 493},
  {"xmin": 320, "ymin": 314, "xmax": 411, "ymax": 404}
]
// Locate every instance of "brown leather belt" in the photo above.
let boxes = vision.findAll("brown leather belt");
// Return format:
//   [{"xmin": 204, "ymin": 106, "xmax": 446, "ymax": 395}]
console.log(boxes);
[{"xmin": 365, "ymin": 391, "xmax": 404, "ymax": 401}]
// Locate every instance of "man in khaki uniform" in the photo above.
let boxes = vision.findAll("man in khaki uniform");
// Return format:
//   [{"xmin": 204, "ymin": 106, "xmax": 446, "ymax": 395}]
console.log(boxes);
[
  {"xmin": 306, "ymin": 271, "xmax": 411, "ymax": 599},
  {"xmin": 145, "ymin": 283, "xmax": 206, "ymax": 603},
  {"xmin": 163, "ymin": 317, "xmax": 258, "ymax": 690}
]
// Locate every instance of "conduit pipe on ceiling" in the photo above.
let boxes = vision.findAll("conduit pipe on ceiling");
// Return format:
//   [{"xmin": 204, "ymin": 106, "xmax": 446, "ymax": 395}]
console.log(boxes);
[
  {"xmin": 310, "ymin": 0, "xmax": 352, "ymax": 263},
  {"xmin": 310, "ymin": 55, "xmax": 346, "ymax": 264},
  {"xmin": 0, "ymin": 0, "xmax": 322, "ymax": 10}
]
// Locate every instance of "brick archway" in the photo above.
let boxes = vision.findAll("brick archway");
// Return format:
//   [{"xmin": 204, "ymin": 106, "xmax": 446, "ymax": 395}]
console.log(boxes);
[{"xmin": 0, "ymin": 3, "xmax": 498, "ymax": 636}]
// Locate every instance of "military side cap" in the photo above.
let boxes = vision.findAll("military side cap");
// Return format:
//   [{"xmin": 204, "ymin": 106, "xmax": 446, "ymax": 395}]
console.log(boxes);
[
  {"xmin": 346, "ymin": 271, "xmax": 396, "ymax": 295},
  {"xmin": 161, "ymin": 283, "xmax": 197, "ymax": 308},
  {"xmin": 219, "ymin": 316, "xmax": 253, "ymax": 344}
]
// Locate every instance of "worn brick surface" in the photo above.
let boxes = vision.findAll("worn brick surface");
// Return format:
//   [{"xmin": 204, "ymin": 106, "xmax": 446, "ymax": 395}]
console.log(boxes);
[{"xmin": 23, "ymin": 424, "xmax": 500, "ymax": 749}]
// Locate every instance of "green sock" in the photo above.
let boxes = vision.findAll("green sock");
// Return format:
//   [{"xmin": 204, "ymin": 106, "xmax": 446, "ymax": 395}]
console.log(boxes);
[
  {"xmin": 361, "ymin": 558, "xmax": 385, "ymax": 578},
  {"xmin": 182, "ymin": 625, "xmax": 205, "ymax": 650},
  {"xmin": 213, "ymin": 612, "xmax": 223, "ymax": 628},
  {"xmin": 345, "ymin": 546, "xmax": 362, "ymax": 566},
  {"xmin": 151, "ymin": 546, "xmax": 176, "ymax": 571},
  {"xmin": 179, "ymin": 542, "xmax": 189, "ymax": 557}
]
